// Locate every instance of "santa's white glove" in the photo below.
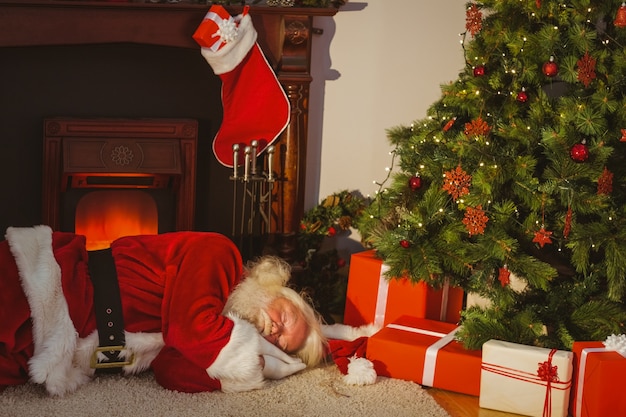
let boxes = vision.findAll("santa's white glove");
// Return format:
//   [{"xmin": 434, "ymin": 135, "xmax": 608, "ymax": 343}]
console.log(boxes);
[{"xmin": 259, "ymin": 337, "xmax": 306, "ymax": 380}]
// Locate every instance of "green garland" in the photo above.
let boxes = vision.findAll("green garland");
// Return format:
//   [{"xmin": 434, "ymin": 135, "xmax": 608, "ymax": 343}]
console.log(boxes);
[
  {"xmin": 298, "ymin": 190, "xmax": 369, "ymax": 254},
  {"xmin": 291, "ymin": 190, "xmax": 370, "ymax": 322}
]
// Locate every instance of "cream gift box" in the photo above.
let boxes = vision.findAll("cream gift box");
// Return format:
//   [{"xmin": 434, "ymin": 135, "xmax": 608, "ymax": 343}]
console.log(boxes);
[{"xmin": 480, "ymin": 339, "xmax": 573, "ymax": 417}]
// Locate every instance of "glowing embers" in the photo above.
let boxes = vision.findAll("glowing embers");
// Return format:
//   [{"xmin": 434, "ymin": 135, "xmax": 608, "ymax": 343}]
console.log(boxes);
[{"xmin": 75, "ymin": 190, "xmax": 158, "ymax": 250}]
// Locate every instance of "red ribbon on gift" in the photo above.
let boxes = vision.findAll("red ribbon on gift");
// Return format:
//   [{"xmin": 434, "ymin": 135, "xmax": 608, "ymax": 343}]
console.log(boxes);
[
  {"xmin": 482, "ymin": 348, "xmax": 571, "ymax": 417},
  {"xmin": 537, "ymin": 349, "xmax": 558, "ymax": 417}
]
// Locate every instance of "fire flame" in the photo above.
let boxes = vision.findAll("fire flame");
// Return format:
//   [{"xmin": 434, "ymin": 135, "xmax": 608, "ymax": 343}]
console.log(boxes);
[{"xmin": 75, "ymin": 190, "xmax": 158, "ymax": 250}]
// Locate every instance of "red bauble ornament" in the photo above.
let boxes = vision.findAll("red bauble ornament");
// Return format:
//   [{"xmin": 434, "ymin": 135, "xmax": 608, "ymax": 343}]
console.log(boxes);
[
  {"xmin": 570, "ymin": 143, "xmax": 589, "ymax": 162},
  {"xmin": 473, "ymin": 65, "xmax": 485, "ymax": 77},
  {"xmin": 542, "ymin": 56, "xmax": 559, "ymax": 77},
  {"xmin": 516, "ymin": 89, "xmax": 528, "ymax": 103},
  {"xmin": 400, "ymin": 239, "xmax": 411, "ymax": 248},
  {"xmin": 615, "ymin": 2, "xmax": 626, "ymax": 28},
  {"xmin": 409, "ymin": 176, "xmax": 422, "ymax": 191}
]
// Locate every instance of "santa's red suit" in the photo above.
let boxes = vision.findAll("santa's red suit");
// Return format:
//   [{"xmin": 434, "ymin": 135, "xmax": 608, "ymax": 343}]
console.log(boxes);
[{"xmin": 0, "ymin": 226, "xmax": 269, "ymax": 396}]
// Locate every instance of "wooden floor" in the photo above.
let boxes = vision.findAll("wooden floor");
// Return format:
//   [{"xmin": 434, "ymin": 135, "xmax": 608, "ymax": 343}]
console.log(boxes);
[{"xmin": 426, "ymin": 388, "xmax": 525, "ymax": 417}]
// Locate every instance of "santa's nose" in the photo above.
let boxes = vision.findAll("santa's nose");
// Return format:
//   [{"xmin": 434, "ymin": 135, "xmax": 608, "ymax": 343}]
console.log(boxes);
[{"xmin": 265, "ymin": 333, "xmax": 278, "ymax": 345}]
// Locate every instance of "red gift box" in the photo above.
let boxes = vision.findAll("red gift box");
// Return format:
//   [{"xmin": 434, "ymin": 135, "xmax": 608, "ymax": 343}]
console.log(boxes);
[
  {"xmin": 365, "ymin": 315, "xmax": 482, "ymax": 396},
  {"xmin": 343, "ymin": 250, "xmax": 464, "ymax": 327},
  {"xmin": 570, "ymin": 341, "xmax": 626, "ymax": 417},
  {"xmin": 193, "ymin": 5, "xmax": 248, "ymax": 51}
]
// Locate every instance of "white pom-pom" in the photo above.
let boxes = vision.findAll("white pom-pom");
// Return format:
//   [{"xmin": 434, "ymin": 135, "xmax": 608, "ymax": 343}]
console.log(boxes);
[
  {"xmin": 342, "ymin": 356, "xmax": 377, "ymax": 386},
  {"xmin": 604, "ymin": 333, "xmax": 626, "ymax": 355}
]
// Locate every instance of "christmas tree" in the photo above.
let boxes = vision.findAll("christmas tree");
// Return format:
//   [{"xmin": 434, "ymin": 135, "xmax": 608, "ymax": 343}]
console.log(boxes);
[{"xmin": 357, "ymin": 0, "xmax": 626, "ymax": 350}]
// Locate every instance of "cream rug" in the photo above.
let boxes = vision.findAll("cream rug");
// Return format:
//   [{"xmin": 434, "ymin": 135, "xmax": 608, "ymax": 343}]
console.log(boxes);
[{"xmin": 0, "ymin": 364, "xmax": 450, "ymax": 417}]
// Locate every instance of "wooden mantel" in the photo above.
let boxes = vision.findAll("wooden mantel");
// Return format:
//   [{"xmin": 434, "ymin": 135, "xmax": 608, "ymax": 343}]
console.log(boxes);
[{"xmin": 0, "ymin": 0, "xmax": 339, "ymax": 258}]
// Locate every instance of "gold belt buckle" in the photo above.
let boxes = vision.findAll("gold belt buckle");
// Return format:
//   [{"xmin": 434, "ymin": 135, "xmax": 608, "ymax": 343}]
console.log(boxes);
[{"xmin": 90, "ymin": 345, "xmax": 135, "ymax": 369}]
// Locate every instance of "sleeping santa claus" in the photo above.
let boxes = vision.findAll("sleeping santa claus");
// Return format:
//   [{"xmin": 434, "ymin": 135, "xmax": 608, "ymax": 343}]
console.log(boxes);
[{"xmin": 0, "ymin": 225, "xmax": 329, "ymax": 396}]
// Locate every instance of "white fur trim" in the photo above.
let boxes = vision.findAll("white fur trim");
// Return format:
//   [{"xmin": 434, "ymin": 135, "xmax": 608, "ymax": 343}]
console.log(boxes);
[
  {"xmin": 6, "ymin": 225, "xmax": 89, "ymax": 396},
  {"xmin": 343, "ymin": 356, "xmax": 377, "ymax": 386},
  {"xmin": 200, "ymin": 14, "xmax": 257, "ymax": 75},
  {"xmin": 321, "ymin": 323, "xmax": 382, "ymax": 341},
  {"xmin": 207, "ymin": 313, "xmax": 265, "ymax": 392},
  {"xmin": 123, "ymin": 332, "xmax": 165, "ymax": 373}
]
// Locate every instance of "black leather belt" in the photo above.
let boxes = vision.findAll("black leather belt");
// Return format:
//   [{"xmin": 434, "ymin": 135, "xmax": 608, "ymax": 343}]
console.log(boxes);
[{"xmin": 88, "ymin": 248, "xmax": 133, "ymax": 372}]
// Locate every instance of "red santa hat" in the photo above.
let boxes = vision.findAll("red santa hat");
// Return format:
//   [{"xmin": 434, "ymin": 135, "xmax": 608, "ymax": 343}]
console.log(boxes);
[
  {"xmin": 322, "ymin": 323, "xmax": 380, "ymax": 386},
  {"xmin": 194, "ymin": 6, "xmax": 290, "ymax": 168}
]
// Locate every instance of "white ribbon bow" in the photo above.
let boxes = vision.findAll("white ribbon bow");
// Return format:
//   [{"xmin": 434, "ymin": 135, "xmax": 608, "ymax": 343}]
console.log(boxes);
[{"xmin": 603, "ymin": 333, "xmax": 626, "ymax": 355}]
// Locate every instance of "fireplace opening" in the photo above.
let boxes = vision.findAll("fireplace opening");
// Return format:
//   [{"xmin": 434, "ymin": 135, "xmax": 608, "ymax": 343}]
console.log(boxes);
[
  {"xmin": 42, "ymin": 118, "xmax": 198, "ymax": 245},
  {"xmin": 70, "ymin": 190, "xmax": 162, "ymax": 250}
]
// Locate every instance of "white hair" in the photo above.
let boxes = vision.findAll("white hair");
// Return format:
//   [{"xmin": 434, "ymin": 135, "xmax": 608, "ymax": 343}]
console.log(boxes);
[{"xmin": 223, "ymin": 256, "xmax": 327, "ymax": 367}]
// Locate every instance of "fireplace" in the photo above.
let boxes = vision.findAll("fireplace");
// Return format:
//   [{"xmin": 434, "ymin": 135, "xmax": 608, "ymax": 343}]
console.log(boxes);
[
  {"xmin": 42, "ymin": 117, "xmax": 197, "ymax": 250},
  {"xmin": 0, "ymin": 1, "xmax": 339, "ymax": 258}
]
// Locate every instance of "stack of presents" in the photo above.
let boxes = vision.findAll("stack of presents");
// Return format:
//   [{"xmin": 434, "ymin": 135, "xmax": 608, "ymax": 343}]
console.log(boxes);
[{"xmin": 342, "ymin": 250, "xmax": 626, "ymax": 417}]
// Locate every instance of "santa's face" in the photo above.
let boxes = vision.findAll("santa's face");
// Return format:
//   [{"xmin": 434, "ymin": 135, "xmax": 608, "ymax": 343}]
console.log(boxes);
[{"xmin": 262, "ymin": 297, "xmax": 309, "ymax": 354}]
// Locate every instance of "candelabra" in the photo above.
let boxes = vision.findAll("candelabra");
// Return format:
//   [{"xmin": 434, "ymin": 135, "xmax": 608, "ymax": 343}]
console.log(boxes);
[{"xmin": 230, "ymin": 141, "xmax": 275, "ymax": 255}]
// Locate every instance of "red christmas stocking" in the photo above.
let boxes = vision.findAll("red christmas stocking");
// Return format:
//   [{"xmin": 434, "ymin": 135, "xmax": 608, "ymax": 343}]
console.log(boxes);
[{"xmin": 195, "ymin": 6, "xmax": 290, "ymax": 168}]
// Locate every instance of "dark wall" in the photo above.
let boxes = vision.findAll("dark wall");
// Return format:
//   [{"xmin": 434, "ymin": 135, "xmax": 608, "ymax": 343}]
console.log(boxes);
[{"xmin": 0, "ymin": 43, "xmax": 235, "ymax": 237}]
